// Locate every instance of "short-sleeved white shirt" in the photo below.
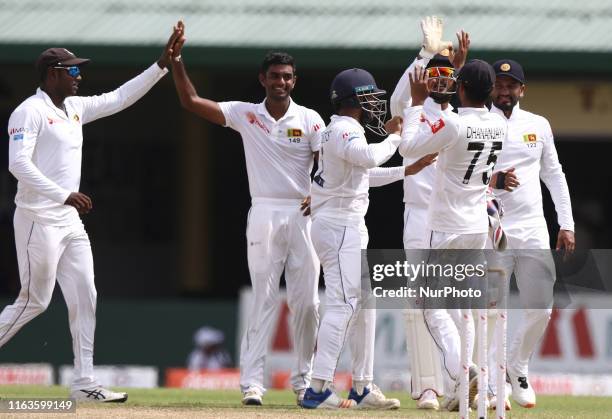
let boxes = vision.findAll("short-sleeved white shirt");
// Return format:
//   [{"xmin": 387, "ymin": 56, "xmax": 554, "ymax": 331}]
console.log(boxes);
[{"xmin": 219, "ymin": 99, "xmax": 324, "ymax": 200}]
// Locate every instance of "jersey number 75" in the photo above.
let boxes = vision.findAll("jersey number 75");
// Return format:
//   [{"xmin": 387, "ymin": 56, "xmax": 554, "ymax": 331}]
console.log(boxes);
[{"xmin": 462, "ymin": 141, "xmax": 503, "ymax": 185}]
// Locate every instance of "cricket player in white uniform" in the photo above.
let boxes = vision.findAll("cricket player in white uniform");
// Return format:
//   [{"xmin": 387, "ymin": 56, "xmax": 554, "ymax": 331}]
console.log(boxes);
[
  {"xmin": 399, "ymin": 60, "xmax": 507, "ymax": 410},
  {"xmin": 168, "ymin": 23, "xmax": 322, "ymax": 406},
  {"xmin": 486, "ymin": 59, "xmax": 575, "ymax": 409},
  {"xmin": 1, "ymin": 29, "xmax": 181, "ymax": 402},
  {"xmin": 389, "ymin": 16, "xmax": 471, "ymax": 410},
  {"xmin": 301, "ymin": 68, "xmax": 411, "ymax": 410}
]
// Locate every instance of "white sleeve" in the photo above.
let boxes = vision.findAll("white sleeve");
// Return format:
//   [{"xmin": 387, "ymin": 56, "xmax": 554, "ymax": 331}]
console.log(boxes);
[
  {"xmin": 539, "ymin": 119, "xmax": 574, "ymax": 231},
  {"xmin": 399, "ymin": 106, "xmax": 458, "ymax": 158},
  {"xmin": 7, "ymin": 108, "xmax": 71, "ymax": 204},
  {"xmin": 390, "ymin": 57, "xmax": 430, "ymax": 117},
  {"xmin": 307, "ymin": 111, "xmax": 325, "ymax": 152},
  {"xmin": 368, "ymin": 166, "xmax": 405, "ymax": 187},
  {"xmin": 76, "ymin": 63, "xmax": 168, "ymax": 125},
  {"xmin": 340, "ymin": 130, "xmax": 401, "ymax": 169},
  {"xmin": 218, "ymin": 101, "xmax": 245, "ymax": 131}
]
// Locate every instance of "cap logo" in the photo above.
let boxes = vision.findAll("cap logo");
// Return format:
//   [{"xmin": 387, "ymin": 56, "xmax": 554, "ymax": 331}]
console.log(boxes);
[
  {"xmin": 500, "ymin": 63, "xmax": 511, "ymax": 72},
  {"xmin": 331, "ymin": 90, "xmax": 338, "ymax": 100}
]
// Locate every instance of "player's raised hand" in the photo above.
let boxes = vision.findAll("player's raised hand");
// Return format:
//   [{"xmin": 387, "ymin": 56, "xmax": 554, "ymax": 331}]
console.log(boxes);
[
  {"xmin": 409, "ymin": 64, "xmax": 429, "ymax": 106},
  {"xmin": 65, "ymin": 192, "xmax": 93, "ymax": 214},
  {"xmin": 171, "ymin": 20, "xmax": 186, "ymax": 62},
  {"xmin": 157, "ymin": 21, "xmax": 183, "ymax": 69},
  {"xmin": 384, "ymin": 116, "xmax": 403, "ymax": 135},
  {"xmin": 449, "ymin": 30, "xmax": 470, "ymax": 70},
  {"xmin": 419, "ymin": 16, "xmax": 452, "ymax": 59},
  {"xmin": 405, "ymin": 153, "xmax": 438, "ymax": 175}
]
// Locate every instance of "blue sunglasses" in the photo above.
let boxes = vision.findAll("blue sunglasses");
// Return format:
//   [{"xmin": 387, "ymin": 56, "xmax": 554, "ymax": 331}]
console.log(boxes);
[{"xmin": 53, "ymin": 65, "xmax": 81, "ymax": 77}]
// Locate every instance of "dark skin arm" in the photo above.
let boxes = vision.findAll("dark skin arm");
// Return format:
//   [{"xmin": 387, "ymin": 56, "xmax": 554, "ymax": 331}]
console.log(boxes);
[
  {"xmin": 156, "ymin": 24, "xmax": 183, "ymax": 70},
  {"xmin": 405, "ymin": 153, "xmax": 438, "ymax": 175},
  {"xmin": 169, "ymin": 21, "xmax": 226, "ymax": 126},
  {"xmin": 556, "ymin": 230, "xmax": 575, "ymax": 254},
  {"xmin": 490, "ymin": 167, "xmax": 520, "ymax": 191},
  {"xmin": 65, "ymin": 192, "xmax": 92, "ymax": 214},
  {"xmin": 448, "ymin": 30, "xmax": 470, "ymax": 70},
  {"xmin": 409, "ymin": 65, "xmax": 429, "ymax": 106}
]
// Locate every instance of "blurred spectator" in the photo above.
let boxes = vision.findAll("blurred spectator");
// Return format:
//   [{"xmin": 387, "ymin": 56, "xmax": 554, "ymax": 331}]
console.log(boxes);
[{"xmin": 187, "ymin": 327, "xmax": 232, "ymax": 370}]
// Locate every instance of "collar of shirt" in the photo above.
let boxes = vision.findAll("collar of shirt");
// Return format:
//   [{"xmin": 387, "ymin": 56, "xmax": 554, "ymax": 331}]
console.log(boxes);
[
  {"xmin": 457, "ymin": 106, "xmax": 489, "ymax": 116},
  {"xmin": 255, "ymin": 97, "xmax": 298, "ymax": 123},
  {"xmin": 491, "ymin": 102, "xmax": 522, "ymax": 120},
  {"xmin": 36, "ymin": 87, "xmax": 71, "ymax": 121},
  {"xmin": 329, "ymin": 114, "xmax": 365, "ymax": 133},
  {"xmin": 424, "ymin": 97, "xmax": 454, "ymax": 114}
]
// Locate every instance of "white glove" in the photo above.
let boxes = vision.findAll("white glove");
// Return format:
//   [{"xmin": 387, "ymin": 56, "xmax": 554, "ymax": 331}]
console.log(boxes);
[{"xmin": 419, "ymin": 16, "xmax": 452, "ymax": 59}]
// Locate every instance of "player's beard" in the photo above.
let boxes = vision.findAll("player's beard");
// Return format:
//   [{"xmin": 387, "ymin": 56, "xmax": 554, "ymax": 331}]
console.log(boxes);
[{"xmin": 494, "ymin": 96, "xmax": 518, "ymax": 112}]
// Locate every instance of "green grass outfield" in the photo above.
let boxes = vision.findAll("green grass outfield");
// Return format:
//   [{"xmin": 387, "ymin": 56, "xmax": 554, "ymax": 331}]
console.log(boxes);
[{"xmin": 1, "ymin": 385, "xmax": 612, "ymax": 418}]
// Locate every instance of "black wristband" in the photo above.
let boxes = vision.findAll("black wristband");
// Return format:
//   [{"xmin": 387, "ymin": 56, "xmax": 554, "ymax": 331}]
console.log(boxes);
[{"xmin": 495, "ymin": 172, "xmax": 507, "ymax": 189}]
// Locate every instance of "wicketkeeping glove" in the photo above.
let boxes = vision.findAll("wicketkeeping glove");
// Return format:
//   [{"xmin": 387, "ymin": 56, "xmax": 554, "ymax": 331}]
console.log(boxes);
[{"xmin": 419, "ymin": 16, "xmax": 452, "ymax": 59}]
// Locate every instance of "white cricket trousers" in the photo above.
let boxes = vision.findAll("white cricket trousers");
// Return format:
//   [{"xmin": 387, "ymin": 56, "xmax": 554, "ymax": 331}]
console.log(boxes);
[
  {"xmin": 403, "ymin": 205, "xmax": 444, "ymax": 398},
  {"xmin": 310, "ymin": 217, "xmax": 374, "ymax": 384},
  {"xmin": 0, "ymin": 209, "xmax": 98, "ymax": 391},
  {"xmin": 488, "ymin": 226, "xmax": 554, "ymax": 393},
  {"xmin": 422, "ymin": 230, "xmax": 487, "ymax": 397},
  {"xmin": 239, "ymin": 198, "xmax": 320, "ymax": 394}
]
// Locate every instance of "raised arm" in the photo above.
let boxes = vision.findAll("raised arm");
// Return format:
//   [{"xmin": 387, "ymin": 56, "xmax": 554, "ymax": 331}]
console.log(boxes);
[
  {"xmin": 342, "ymin": 117, "xmax": 403, "ymax": 169},
  {"xmin": 74, "ymin": 27, "xmax": 181, "ymax": 125},
  {"xmin": 170, "ymin": 21, "xmax": 226, "ymax": 126}
]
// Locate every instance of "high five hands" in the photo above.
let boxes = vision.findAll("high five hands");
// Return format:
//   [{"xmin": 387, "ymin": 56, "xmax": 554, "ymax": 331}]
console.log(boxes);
[{"xmin": 158, "ymin": 20, "xmax": 186, "ymax": 69}]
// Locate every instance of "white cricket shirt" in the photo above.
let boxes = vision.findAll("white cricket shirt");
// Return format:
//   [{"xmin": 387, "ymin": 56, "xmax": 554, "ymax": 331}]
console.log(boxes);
[
  {"xmin": 310, "ymin": 114, "xmax": 409, "ymax": 226},
  {"xmin": 219, "ymin": 99, "xmax": 323, "ymax": 200},
  {"xmin": 400, "ymin": 107, "xmax": 507, "ymax": 234},
  {"xmin": 8, "ymin": 63, "xmax": 168, "ymax": 226},
  {"xmin": 491, "ymin": 104, "xmax": 574, "ymax": 233}
]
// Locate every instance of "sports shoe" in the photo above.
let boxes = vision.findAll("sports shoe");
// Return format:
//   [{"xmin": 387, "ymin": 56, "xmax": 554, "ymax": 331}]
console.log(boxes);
[
  {"xmin": 295, "ymin": 389, "xmax": 305, "ymax": 406},
  {"xmin": 508, "ymin": 371, "xmax": 536, "ymax": 408},
  {"xmin": 489, "ymin": 393, "xmax": 512, "ymax": 411},
  {"xmin": 468, "ymin": 365, "xmax": 479, "ymax": 407},
  {"xmin": 70, "ymin": 387, "xmax": 127, "ymax": 403},
  {"xmin": 301, "ymin": 387, "xmax": 355, "ymax": 409},
  {"xmin": 416, "ymin": 389, "xmax": 439, "ymax": 410},
  {"xmin": 241, "ymin": 387, "xmax": 263, "ymax": 406},
  {"xmin": 348, "ymin": 384, "xmax": 400, "ymax": 410},
  {"xmin": 471, "ymin": 392, "xmax": 491, "ymax": 410},
  {"xmin": 446, "ymin": 366, "xmax": 478, "ymax": 412}
]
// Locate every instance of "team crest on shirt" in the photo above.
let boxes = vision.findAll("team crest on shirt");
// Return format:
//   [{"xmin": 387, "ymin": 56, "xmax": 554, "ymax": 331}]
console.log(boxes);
[
  {"xmin": 287, "ymin": 128, "xmax": 302, "ymax": 137},
  {"xmin": 523, "ymin": 133, "xmax": 538, "ymax": 148},
  {"xmin": 420, "ymin": 114, "xmax": 445, "ymax": 133},
  {"xmin": 73, "ymin": 114, "xmax": 80, "ymax": 122},
  {"xmin": 523, "ymin": 133, "xmax": 537, "ymax": 142}
]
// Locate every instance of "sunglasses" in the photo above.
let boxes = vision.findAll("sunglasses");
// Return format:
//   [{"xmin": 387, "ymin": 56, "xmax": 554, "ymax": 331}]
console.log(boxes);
[
  {"xmin": 53, "ymin": 65, "xmax": 81, "ymax": 78},
  {"xmin": 426, "ymin": 67, "xmax": 455, "ymax": 78}
]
